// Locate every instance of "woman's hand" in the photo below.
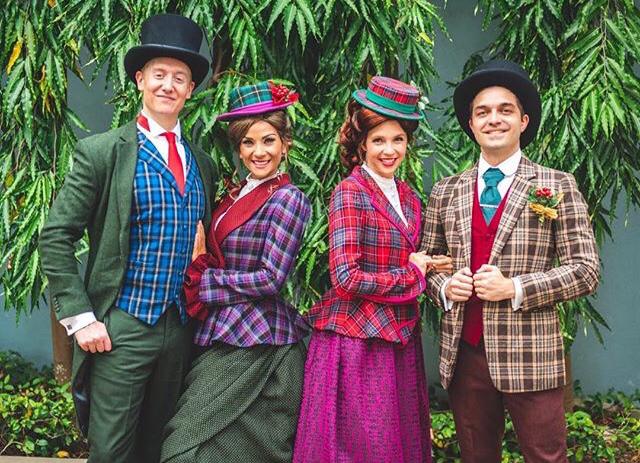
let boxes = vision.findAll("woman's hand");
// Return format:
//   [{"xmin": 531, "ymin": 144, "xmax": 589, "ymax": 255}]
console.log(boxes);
[
  {"xmin": 192, "ymin": 221, "xmax": 206, "ymax": 261},
  {"xmin": 409, "ymin": 252, "xmax": 430, "ymax": 276}
]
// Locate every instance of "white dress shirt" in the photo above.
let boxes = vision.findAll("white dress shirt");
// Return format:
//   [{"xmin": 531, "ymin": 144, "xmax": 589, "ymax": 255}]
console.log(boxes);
[
  {"xmin": 440, "ymin": 150, "xmax": 524, "ymax": 311},
  {"xmin": 137, "ymin": 109, "xmax": 188, "ymax": 175},
  {"xmin": 59, "ymin": 111, "xmax": 187, "ymax": 336},
  {"xmin": 362, "ymin": 163, "xmax": 408, "ymax": 226}
]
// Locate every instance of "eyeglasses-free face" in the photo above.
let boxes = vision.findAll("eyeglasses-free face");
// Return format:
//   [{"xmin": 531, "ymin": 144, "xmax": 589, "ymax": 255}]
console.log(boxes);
[
  {"xmin": 136, "ymin": 57, "xmax": 194, "ymax": 128},
  {"xmin": 363, "ymin": 120, "xmax": 409, "ymax": 179},
  {"xmin": 469, "ymin": 86, "xmax": 529, "ymax": 160},
  {"xmin": 238, "ymin": 120, "xmax": 286, "ymax": 180}
]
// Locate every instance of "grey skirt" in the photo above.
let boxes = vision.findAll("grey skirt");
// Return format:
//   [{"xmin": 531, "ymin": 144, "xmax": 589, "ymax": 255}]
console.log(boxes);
[{"xmin": 160, "ymin": 341, "xmax": 306, "ymax": 463}]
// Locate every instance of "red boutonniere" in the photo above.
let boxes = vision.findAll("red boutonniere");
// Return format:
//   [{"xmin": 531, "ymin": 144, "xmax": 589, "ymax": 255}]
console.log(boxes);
[
  {"xmin": 528, "ymin": 186, "xmax": 564, "ymax": 223},
  {"xmin": 268, "ymin": 81, "xmax": 299, "ymax": 105}
]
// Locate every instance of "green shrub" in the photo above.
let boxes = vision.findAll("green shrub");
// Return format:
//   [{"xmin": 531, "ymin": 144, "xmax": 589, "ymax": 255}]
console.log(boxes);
[
  {"xmin": 1, "ymin": 351, "xmax": 638, "ymax": 460},
  {"xmin": 0, "ymin": 351, "xmax": 46, "ymax": 387},
  {"xmin": 0, "ymin": 352, "xmax": 85, "ymax": 457}
]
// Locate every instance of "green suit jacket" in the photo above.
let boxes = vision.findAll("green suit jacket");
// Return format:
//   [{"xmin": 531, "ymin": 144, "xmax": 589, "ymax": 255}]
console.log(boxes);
[{"xmin": 39, "ymin": 120, "xmax": 217, "ymax": 433}]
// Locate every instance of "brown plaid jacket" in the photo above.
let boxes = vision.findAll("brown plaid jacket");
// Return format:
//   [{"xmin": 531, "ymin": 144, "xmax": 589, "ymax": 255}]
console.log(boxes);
[{"xmin": 420, "ymin": 156, "xmax": 600, "ymax": 392}]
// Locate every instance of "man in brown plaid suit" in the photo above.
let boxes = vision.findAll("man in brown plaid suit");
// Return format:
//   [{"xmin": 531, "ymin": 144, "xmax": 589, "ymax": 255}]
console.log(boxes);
[{"xmin": 420, "ymin": 60, "xmax": 600, "ymax": 462}]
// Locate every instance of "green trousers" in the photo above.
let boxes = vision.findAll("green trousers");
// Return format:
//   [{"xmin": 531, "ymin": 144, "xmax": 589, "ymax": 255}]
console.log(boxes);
[{"xmin": 87, "ymin": 307, "xmax": 193, "ymax": 463}]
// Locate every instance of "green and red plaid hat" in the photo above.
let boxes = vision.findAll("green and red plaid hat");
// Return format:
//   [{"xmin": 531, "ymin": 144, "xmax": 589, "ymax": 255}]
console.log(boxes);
[
  {"xmin": 217, "ymin": 80, "xmax": 299, "ymax": 121},
  {"xmin": 353, "ymin": 76, "xmax": 424, "ymax": 120}
]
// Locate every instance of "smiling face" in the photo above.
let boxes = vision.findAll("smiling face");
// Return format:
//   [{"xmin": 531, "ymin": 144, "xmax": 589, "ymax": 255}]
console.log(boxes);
[
  {"xmin": 469, "ymin": 86, "xmax": 529, "ymax": 162},
  {"xmin": 238, "ymin": 120, "xmax": 286, "ymax": 180},
  {"xmin": 363, "ymin": 119, "xmax": 408, "ymax": 178},
  {"xmin": 135, "ymin": 57, "xmax": 195, "ymax": 129}
]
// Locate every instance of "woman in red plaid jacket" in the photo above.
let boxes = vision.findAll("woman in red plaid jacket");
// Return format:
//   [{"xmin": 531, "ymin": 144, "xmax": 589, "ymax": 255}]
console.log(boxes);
[{"xmin": 293, "ymin": 77, "xmax": 452, "ymax": 463}]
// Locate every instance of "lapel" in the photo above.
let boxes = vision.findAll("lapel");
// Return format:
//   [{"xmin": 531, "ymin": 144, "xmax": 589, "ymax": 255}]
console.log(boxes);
[
  {"xmin": 397, "ymin": 181, "xmax": 422, "ymax": 244},
  {"xmin": 190, "ymin": 145, "xmax": 213, "ymax": 231},
  {"xmin": 488, "ymin": 156, "xmax": 536, "ymax": 264},
  {"xmin": 182, "ymin": 142, "xmax": 195, "ymax": 195},
  {"xmin": 352, "ymin": 167, "xmax": 419, "ymax": 249},
  {"xmin": 453, "ymin": 166, "xmax": 477, "ymax": 268},
  {"xmin": 137, "ymin": 136, "xmax": 185, "ymax": 195},
  {"xmin": 114, "ymin": 121, "xmax": 138, "ymax": 256},
  {"xmin": 214, "ymin": 174, "xmax": 291, "ymax": 244}
]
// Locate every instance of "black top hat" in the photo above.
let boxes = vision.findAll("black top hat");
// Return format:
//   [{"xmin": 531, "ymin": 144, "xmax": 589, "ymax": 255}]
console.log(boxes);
[
  {"xmin": 124, "ymin": 14, "xmax": 210, "ymax": 87},
  {"xmin": 453, "ymin": 59, "xmax": 541, "ymax": 148}
]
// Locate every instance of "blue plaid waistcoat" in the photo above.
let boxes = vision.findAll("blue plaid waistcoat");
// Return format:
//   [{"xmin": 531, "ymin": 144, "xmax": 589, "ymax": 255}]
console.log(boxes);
[{"xmin": 116, "ymin": 131, "xmax": 205, "ymax": 325}]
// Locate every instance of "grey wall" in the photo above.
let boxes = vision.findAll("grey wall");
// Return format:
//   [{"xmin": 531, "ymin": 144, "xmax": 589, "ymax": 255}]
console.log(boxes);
[{"xmin": 2, "ymin": 1, "xmax": 638, "ymax": 394}]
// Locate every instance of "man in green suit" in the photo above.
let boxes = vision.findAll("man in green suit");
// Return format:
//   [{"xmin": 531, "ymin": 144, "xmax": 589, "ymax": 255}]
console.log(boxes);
[{"xmin": 39, "ymin": 14, "xmax": 217, "ymax": 463}]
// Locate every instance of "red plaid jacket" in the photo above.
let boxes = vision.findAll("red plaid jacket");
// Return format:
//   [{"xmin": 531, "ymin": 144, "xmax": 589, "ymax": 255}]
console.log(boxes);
[{"xmin": 305, "ymin": 166, "xmax": 426, "ymax": 344}]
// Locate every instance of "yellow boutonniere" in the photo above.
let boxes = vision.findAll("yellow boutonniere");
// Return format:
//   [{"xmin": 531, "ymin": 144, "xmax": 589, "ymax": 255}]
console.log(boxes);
[{"xmin": 528, "ymin": 186, "xmax": 564, "ymax": 223}]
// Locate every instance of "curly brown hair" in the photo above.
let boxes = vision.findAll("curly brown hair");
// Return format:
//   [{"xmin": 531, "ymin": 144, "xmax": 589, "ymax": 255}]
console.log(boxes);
[{"xmin": 338, "ymin": 100, "xmax": 418, "ymax": 172}]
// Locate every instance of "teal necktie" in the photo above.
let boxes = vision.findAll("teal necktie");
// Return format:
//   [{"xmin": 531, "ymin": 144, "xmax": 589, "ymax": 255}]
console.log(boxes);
[{"xmin": 480, "ymin": 167, "xmax": 505, "ymax": 224}]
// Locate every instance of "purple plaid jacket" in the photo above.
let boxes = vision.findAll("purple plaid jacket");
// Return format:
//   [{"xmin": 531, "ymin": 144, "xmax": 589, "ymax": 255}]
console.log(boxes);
[{"xmin": 193, "ymin": 184, "xmax": 311, "ymax": 347}]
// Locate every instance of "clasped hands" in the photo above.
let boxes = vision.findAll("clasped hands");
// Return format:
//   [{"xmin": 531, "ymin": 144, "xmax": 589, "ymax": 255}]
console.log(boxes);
[
  {"xmin": 445, "ymin": 265, "xmax": 515, "ymax": 302},
  {"xmin": 409, "ymin": 252, "xmax": 453, "ymax": 276}
]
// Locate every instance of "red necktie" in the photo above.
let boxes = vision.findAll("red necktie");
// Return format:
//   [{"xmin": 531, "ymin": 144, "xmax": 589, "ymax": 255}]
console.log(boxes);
[
  {"xmin": 137, "ymin": 114, "xmax": 185, "ymax": 195},
  {"xmin": 162, "ymin": 131, "xmax": 185, "ymax": 195}
]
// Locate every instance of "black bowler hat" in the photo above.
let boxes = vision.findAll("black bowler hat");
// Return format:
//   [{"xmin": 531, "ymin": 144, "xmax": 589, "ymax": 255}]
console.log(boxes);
[
  {"xmin": 124, "ymin": 14, "xmax": 210, "ymax": 87},
  {"xmin": 453, "ymin": 59, "xmax": 541, "ymax": 148}
]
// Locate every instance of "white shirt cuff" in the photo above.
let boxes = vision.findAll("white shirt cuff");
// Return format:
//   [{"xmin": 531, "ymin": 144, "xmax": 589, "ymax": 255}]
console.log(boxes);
[
  {"xmin": 511, "ymin": 277, "xmax": 524, "ymax": 311},
  {"xmin": 59, "ymin": 312, "xmax": 96, "ymax": 336},
  {"xmin": 440, "ymin": 277, "xmax": 454, "ymax": 312}
]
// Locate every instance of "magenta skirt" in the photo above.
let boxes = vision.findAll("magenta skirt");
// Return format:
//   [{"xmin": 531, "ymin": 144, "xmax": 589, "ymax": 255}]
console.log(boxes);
[{"xmin": 293, "ymin": 330, "xmax": 432, "ymax": 463}]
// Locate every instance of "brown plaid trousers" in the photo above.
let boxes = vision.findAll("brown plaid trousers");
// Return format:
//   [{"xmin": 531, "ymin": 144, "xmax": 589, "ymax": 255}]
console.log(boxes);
[{"xmin": 420, "ymin": 156, "xmax": 600, "ymax": 392}]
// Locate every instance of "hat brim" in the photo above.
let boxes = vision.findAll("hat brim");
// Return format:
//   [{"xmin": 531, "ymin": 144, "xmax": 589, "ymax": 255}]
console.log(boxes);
[
  {"xmin": 124, "ymin": 45, "xmax": 210, "ymax": 87},
  {"xmin": 352, "ymin": 90, "xmax": 424, "ymax": 121},
  {"xmin": 453, "ymin": 69, "xmax": 541, "ymax": 148},
  {"xmin": 217, "ymin": 101, "xmax": 295, "ymax": 121}
]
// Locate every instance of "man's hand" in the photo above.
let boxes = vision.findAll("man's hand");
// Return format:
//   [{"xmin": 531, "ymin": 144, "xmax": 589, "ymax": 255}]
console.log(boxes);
[
  {"xmin": 473, "ymin": 264, "xmax": 515, "ymax": 301},
  {"xmin": 427, "ymin": 255, "xmax": 454, "ymax": 274},
  {"xmin": 74, "ymin": 321, "xmax": 112, "ymax": 353},
  {"xmin": 445, "ymin": 267, "xmax": 474, "ymax": 302}
]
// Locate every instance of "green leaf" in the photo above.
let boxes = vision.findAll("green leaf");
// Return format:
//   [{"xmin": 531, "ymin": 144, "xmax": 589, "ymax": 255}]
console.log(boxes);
[
  {"xmin": 296, "ymin": 0, "xmax": 318, "ymax": 36},
  {"xmin": 267, "ymin": 0, "xmax": 290, "ymax": 31},
  {"xmin": 295, "ymin": 9, "xmax": 307, "ymax": 47},
  {"xmin": 283, "ymin": 4, "xmax": 297, "ymax": 45}
]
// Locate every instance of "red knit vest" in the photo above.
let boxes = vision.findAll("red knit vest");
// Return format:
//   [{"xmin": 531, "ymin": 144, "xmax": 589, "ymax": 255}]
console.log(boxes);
[{"xmin": 461, "ymin": 184, "xmax": 509, "ymax": 346}]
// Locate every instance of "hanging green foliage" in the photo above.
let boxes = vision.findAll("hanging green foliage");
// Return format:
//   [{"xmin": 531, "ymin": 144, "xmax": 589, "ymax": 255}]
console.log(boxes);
[
  {"xmin": 0, "ymin": 1, "xmax": 88, "ymax": 315},
  {"xmin": 1, "ymin": 0, "xmax": 449, "ymax": 317},
  {"xmin": 436, "ymin": 0, "xmax": 640, "ymax": 348}
]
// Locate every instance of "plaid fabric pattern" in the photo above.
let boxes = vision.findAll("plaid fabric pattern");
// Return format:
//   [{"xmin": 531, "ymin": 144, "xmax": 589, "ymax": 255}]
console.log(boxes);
[
  {"xmin": 229, "ymin": 81, "xmax": 272, "ymax": 110},
  {"xmin": 368, "ymin": 76, "xmax": 419, "ymax": 106},
  {"xmin": 116, "ymin": 131, "xmax": 205, "ymax": 325},
  {"xmin": 194, "ymin": 184, "xmax": 311, "ymax": 346},
  {"xmin": 420, "ymin": 156, "xmax": 600, "ymax": 392},
  {"xmin": 304, "ymin": 166, "xmax": 426, "ymax": 345}
]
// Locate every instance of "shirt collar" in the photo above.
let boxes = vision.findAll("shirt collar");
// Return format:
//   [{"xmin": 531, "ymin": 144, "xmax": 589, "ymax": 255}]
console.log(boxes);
[
  {"xmin": 140, "ymin": 109, "xmax": 182, "ymax": 142},
  {"xmin": 478, "ymin": 149, "xmax": 521, "ymax": 178},
  {"xmin": 362, "ymin": 163, "xmax": 396, "ymax": 188},
  {"xmin": 245, "ymin": 171, "xmax": 281, "ymax": 188}
]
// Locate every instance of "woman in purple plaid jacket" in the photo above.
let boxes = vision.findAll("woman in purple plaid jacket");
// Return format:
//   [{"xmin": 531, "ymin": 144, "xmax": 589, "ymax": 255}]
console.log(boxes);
[
  {"xmin": 293, "ymin": 77, "xmax": 452, "ymax": 463},
  {"xmin": 160, "ymin": 81, "xmax": 311, "ymax": 463}
]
